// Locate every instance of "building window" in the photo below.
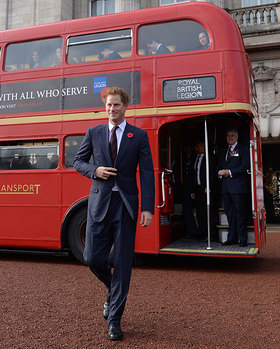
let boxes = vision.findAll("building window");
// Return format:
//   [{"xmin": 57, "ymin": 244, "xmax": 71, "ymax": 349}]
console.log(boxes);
[
  {"xmin": 90, "ymin": 0, "xmax": 115, "ymax": 16},
  {"xmin": 242, "ymin": 0, "xmax": 276, "ymax": 7},
  {"xmin": 160, "ymin": 0, "xmax": 190, "ymax": 5}
]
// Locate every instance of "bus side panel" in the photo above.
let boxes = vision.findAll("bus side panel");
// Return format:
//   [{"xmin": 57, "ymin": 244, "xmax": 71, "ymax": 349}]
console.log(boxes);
[
  {"xmin": 0, "ymin": 172, "xmax": 61, "ymax": 248},
  {"xmin": 224, "ymin": 51, "xmax": 250, "ymax": 103}
]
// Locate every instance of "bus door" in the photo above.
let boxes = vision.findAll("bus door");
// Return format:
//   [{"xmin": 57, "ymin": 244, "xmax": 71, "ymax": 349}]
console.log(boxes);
[
  {"xmin": 250, "ymin": 123, "xmax": 266, "ymax": 249},
  {"xmin": 158, "ymin": 127, "xmax": 174, "ymax": 248}
]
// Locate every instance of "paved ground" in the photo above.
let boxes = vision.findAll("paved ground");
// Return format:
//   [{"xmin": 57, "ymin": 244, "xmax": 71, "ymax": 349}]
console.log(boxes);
[{"xmin": 0, "ymin": 232, "xmax": 279, "ymax": 349}]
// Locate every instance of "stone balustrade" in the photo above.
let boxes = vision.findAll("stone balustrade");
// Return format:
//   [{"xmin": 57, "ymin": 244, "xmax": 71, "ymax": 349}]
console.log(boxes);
[{"xmin": 229, "ymin": 3, "xmax": 279, "ymax": 28}]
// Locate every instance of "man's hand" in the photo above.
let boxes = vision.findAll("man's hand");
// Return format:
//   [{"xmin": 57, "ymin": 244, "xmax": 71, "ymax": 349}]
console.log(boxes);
[
  {"xmin": 95, "ymin": 166, "xmax": 117, "ymax": 180},
  {"xmin": 140, "ymin": 211, "xmax": 153, "ymax": 227},
  {"xmin": 191, "ymin": 193, "xmax": 195, "ymax": 200},
  {"xmin": 218, "ymin": 169, "xmax": 230, "ymax": 178}
]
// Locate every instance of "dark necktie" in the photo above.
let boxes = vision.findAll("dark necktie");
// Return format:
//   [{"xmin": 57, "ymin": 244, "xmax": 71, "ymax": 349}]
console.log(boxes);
[
  {"xmin": 110, "ymin": 126, "xmax": 118, "ymax": 164},
  {"xmin": 226, "ymin": 146, "xmax": 231, "ymax": 162}
]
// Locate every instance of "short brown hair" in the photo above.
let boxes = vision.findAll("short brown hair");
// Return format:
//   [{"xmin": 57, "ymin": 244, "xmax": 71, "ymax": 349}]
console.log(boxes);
[
  {"xmin": 226, "ymin": 128, "xmax": 238, "ymax": 136},
  {"xmin": 103, "ymin": 87, "xmax": 129, "ymax": 105}
]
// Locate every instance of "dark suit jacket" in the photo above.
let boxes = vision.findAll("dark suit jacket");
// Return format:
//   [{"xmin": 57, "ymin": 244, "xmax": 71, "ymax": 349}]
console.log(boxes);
[
  {"xmin": 182, "ymin": 153, "xmax": 196, "ymax": 194},
  {"xmin": 107, "ymin": 51, "xmax": 121, "ymax": 60},
  {"xmin": 156, "ymin": 44, "xmax": 171, "ymax": 54},
  {"xmin": 74, "ymin": 122, "xmax": 155, "ymax": 222},
  {"xmin": 217, "ymin": 143, "xmax": 250, "ymax": 194},
  {"xmin": 191, "ymin": 153, "xmax": 216, "ymax": 193}
]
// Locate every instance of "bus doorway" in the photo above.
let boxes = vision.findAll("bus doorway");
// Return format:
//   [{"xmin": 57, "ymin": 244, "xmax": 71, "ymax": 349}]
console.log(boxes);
[
  {"xmin": 157, "ymin": 113, "xmax": 261, "ymax": 257},
  {"xmin": 262, "ymin": 143, "xmax": 280, "ymax": 223}
]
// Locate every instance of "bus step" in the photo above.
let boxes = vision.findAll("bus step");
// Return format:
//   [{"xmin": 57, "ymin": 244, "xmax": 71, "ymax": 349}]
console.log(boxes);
[
  {"xmin": 160, "ymin": 238, "xmax": 258, "ymax": 257},
  {"xmin": 217, "ymin": 226, "xmax": 255, "ymax": 244}
]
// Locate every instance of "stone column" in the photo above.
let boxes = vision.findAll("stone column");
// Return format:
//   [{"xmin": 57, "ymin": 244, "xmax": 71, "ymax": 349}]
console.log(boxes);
[
  {"xmin": 73, "ymin": 0, "xmax": 89, "ymax": 19},
  {"xmin": 0, "ymin": 0, "xmax": 8, "ymax": 30}
]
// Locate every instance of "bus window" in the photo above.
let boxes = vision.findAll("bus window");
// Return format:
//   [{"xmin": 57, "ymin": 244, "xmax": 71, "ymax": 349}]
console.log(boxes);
[
  {"xmin": 67, "ymin": 28, "xmax": 132, "ymax": 64},
  {"xmin": 0, "ymin": 139, "xmax": 59, "ymax": 170},
  {"xmin": 64, "ymin": 135, "xmax": 84, "ymax": 168},
  {"xmin": 138, "ymin": 20, "xmax": 210, "ymax": 56},
  {"xmin": 5, "ymin": 37, "xmax": 63, "ymax": 71}
]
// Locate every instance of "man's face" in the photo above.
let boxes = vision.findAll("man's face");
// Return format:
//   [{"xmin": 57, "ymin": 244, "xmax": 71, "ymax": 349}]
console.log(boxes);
[
  {"xmin": 226, "ymin": 131, "xmax": 238, "ymax": 146},
  {"xmin": 195, "ymin": 142, "xmax": 205, "ymax": 155},
  {"xmin": 105, "ymin": 94, "xmax": 127, "ymax": 125},
  {"xmin": 199, "ymin": 33, "xmax": 208, "ymax": 47},
  {"xmin": 147, "ymin": 41, "xmax": 157, "ymax": 53},
  {"xmin": 32, "ymin": 51, "xmax": 39, "ymax": 62},
  {"xmin": 101, "ymin": 49, "xmax": 109, "ymax": 59}
]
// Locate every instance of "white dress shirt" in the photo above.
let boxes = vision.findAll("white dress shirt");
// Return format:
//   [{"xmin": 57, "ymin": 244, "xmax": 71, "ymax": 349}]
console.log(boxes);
[
  {"xmin": 108, "ymin": 120, "xmax": 126, "ymax": 153},
  {"xmin": 108, "ymin": 120, "xmax": 126, "ymax": 191}
]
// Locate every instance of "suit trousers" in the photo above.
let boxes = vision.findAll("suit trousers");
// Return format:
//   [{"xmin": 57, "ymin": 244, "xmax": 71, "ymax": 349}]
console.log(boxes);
[
  {"xmin": 195, "ymin": 186, "xmax": 217, "ymax": 239},
  {"xmin": 83, "ymin": 191, "xmax": 137, "ymax": 325},
  {"xmin": 183, "ymin": 193, "xmax": 198, "ymax": 237},
  {"xmin": 223, "ymin": 192, "xmax": 248, "ymax": 242}
]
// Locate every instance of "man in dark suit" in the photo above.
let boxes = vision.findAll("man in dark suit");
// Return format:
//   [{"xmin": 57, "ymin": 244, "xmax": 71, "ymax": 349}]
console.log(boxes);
[
  {"xmin": 217, "ymin": 128, "xmax": 250, "ymax": 247},
  {"xmin": 146, "ymin": 39, "xmax": 171, "ymax": 55},
  {"xmin": 182, "ymin": 144, "xmax": 198, "ymax": 238},
  {"xmin": 74, "ymin": 87, "xmax": 155, "ymax": 341},
  {"xmin": 191, "ymin": 140, "xmax": 217, "ymax": 241},
  {"xmin": 98, "ymin": 47, "xmax": 121, "ymax": 60}
]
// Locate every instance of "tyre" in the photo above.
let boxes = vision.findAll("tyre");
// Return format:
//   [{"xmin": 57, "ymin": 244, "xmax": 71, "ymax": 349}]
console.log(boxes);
[{"xmin": 68, "ymin": 207, "xmax": 87, "ymax": 264}]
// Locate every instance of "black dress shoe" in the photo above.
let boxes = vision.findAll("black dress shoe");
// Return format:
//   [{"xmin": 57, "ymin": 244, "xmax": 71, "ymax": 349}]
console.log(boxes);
[
  {"xmin": 239, "ymin": 241, "xmax": 247, "ymax": 247},
  {"xmin": 103, "ymin": 299, "xmax": 110, "ymax": 320},
  {"xmin": 222, "ymin": 240, "xmax": 237, "ymax": 246},
  {"xmin": 108, "ymin": 324, "xmax": 123, "ymax": 340}
]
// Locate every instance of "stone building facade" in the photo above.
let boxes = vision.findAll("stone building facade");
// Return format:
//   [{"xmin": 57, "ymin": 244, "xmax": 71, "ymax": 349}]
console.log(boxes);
[{"xmin": 1, "ymin": 0, "xmax": 280, "ymax": 221}]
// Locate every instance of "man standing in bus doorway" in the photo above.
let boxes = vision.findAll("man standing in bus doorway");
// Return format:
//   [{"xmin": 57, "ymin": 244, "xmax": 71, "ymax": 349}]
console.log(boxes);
[
  {"xmin": 217, "ymin": 128, "xmax": 250, "ymax": 247},
  {"xmin": 74, "ymin": 87, "xmax": 155, "ymax": 341},
  {"xmin": 191, "ymin": 140, "xmax": 217, "ymax": 241}
]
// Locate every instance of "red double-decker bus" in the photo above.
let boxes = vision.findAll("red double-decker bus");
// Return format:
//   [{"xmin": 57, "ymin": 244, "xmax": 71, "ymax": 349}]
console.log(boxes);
[{"xmin": 0, "ymin": 2, "xmax": 265, "ymax": 263}]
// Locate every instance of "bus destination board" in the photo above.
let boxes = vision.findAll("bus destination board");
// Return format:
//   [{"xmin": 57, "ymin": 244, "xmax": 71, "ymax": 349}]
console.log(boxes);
[{"xmin": 163, "ymin": 76, "xmax": 216, "ymax": 102}]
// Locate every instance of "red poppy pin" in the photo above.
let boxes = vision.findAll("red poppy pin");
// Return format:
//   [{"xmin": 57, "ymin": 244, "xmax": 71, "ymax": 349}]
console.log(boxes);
[{"xmin": 127, "ymin": 132, "xmax": 133, "ymax": 138}]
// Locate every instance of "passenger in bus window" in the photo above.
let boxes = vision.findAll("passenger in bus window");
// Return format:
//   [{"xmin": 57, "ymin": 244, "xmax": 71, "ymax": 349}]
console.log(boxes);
[
  {"xmin": 51, "ymin": 47, "xmax": 62, "ymax": 66},
  {"xmin": 190, "ymin": 140, "xmax": 218, "ymax": 242},
  {"xmin": 65, "ymin": 138, "xmax": 81, "ymax": 168},
  {"xmin": 217, "ymin": 129, "xmax": 250, "ymax": 247},
  {"xmin": 0, "ymin": 153, "xmax": 14, "ymax": 170},
  {"xmin": 12, "ymin": 155, "xmax": 32, "ymax": 169},
  {"xmin": 74, "ymin": 87, "xmax": 155, "ymax": 341},
  {"xmin": 29, "ymin": 50, "xmax": 41, "ymax": 69},
  {"xmin": 98, "ymin": 47, "xmax": 121, "ymax": 61},
  {"xmin": 198, "ymin": 32, "xmax": 210, "ymax": 49},
  {"xmin": 50, "ymin": 154, "xmax": 58, "ymax": 169},
  {"xmin": 36, "ymin": 155, "xmax": 51, "ymax": 169},
  {"xmin": 146, "ymin": 38, "xmax": 171, "ymax": 55}
]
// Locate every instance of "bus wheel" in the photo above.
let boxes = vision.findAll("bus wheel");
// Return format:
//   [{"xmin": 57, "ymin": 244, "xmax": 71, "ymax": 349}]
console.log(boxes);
[{"xmin": 68, "ymin": 207, "xmax": 87, "ymax": 264}]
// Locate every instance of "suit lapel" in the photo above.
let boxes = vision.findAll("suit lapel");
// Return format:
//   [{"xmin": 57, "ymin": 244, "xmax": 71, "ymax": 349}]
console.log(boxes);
[
  {"xmin": 116, "ymin": 123, "xmax": 133, "ymax": 165},
  {"xmin": 99, "ymin": 124, "xmax": 112, "ymax": 165}
]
